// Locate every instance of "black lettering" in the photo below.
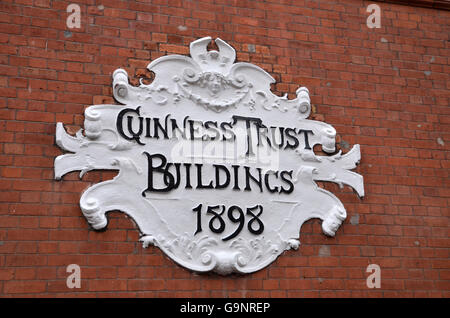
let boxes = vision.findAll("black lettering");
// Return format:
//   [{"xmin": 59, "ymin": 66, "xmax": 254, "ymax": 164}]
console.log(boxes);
[
  {"xmin": 280, "ymin": 170, "xmax": 294, "ymax": 194},
  {"xmin": 192, "ymin": 204, "xmax": 202, "ymax": 235},
  {"xmin": 127, "ymin": 114, "xmax": 144, "ymax": 144},
  {"xmin": 204, "ymin": 121, "xmax": 220, "ymax": 141},
  {"xmin": 255, "ymin": 123, "xmax": 272, "ymax": 148},
  {"xmin": 153, "ymin": 115, "xmax": 169, "ymax": 139},
  {"xmin": 220, "ymin": 121, "xmax": 235, "ymax": 141},
  {"xmin": 222, "ymin": 206, "xmax": 244, "ymax": 241},
  {"xmin": 232, "ymin": 165, "xmax": 240, "ymax": 190},
  {"xmin": 170, "ymin": 117, "xmax": 187, "ymax": 140},
  {"xmin": 284, "ymin": 128, "xmax": 299, "ymax": 150},
  {"xmin": 165, "ymin": 163, "xmax": 181, "ymax": 189},
  {"xmin": 298, "ymin": 129, "xmax": 314, "ymax": 150},
  {"xmin": 214, "ymin": 164, "xmax": 230, "ymax": 189},
  {"xmin": 270, "ymin": 126, "xmax": 285, "ymax": 149},
  {"xmin": 232, "ymin": 116, "xmax": 262, "ymax": 156},
  {"xmin": 142, "ymin": 152, "xmax": 174, "ymax": 195},
  {"xmin": 207, "ymin": 205, "xmax": 225, "ymax": 233},
  {"xmin": 247, "ymin": 205, "xmax": 264, "ymax": 235},
  {"xmin": 145, "ymin": 117, "xmax": 152, "ymax": 138},
  {"xmin": 264, "ymin": 171, "xmax": 279, "ymax": 193},
  {"xmin": 116, "ymin": 107, "xmax": 145, "ymax": 145},
  {"xmin": 244, "ymin": 166, "xmax": 263, "ymax": 192},
  {"xmin": 195, "ymin": 164, "xmax": 214, "ymax": 189},
  {"xmin": 184, "ymin": 163, "xmax": 192, "ymax": 189},
  {"xmin": 189, "ymin": 119, "xmax": 203, "ymax": 140}
]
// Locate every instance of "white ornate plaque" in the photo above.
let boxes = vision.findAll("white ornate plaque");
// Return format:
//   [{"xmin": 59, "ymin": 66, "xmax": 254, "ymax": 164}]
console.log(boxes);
[{"xmin": 55, "ymin": 37, "xmax": 364, "ymax": 275}]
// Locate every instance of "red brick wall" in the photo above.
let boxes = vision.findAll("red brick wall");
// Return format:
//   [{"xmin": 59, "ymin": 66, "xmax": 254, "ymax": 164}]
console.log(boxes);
[{"xmin": 0, "ymin": 0, "xmax": 449, "ymax": 297}]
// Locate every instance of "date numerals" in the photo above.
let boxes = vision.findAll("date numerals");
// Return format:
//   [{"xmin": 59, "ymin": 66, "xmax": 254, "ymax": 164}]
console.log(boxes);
[{"xmin": 192, "ymin": 204, "xmax": 264, "ymax": 241}]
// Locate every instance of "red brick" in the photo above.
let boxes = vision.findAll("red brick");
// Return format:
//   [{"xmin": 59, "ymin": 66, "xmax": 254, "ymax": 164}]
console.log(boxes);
[
  {"xmin": 0, "ymin": 0, "xmax": 448, "ymax": 298},
  {"xmin": 127, "ymin": 279, "xmax": 165, "ymax": 291},
  {"xmin": 89, "ymin": 279, "xmax": 128, "ymax": 292},
  {"xmin": 4, "ymin": 281, "xmax": 47, "ymax": 294}
]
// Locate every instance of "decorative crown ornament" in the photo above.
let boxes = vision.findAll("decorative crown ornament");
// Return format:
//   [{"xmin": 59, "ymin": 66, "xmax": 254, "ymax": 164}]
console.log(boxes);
[{"xmin": 55, "ymin": 37, "xmax": 364, "ymax": 275}]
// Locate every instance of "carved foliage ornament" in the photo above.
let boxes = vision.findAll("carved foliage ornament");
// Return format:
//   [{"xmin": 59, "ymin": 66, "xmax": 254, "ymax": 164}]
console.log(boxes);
[{"xmin": 55, "ymin": 37, "xmax": 364, "ymax": 275}]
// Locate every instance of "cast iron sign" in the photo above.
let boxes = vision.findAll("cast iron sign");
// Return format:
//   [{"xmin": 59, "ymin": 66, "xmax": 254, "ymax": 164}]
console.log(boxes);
[{"xmin": 54, "ymin": 37, "xmax": 364, "ymax": 274}]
